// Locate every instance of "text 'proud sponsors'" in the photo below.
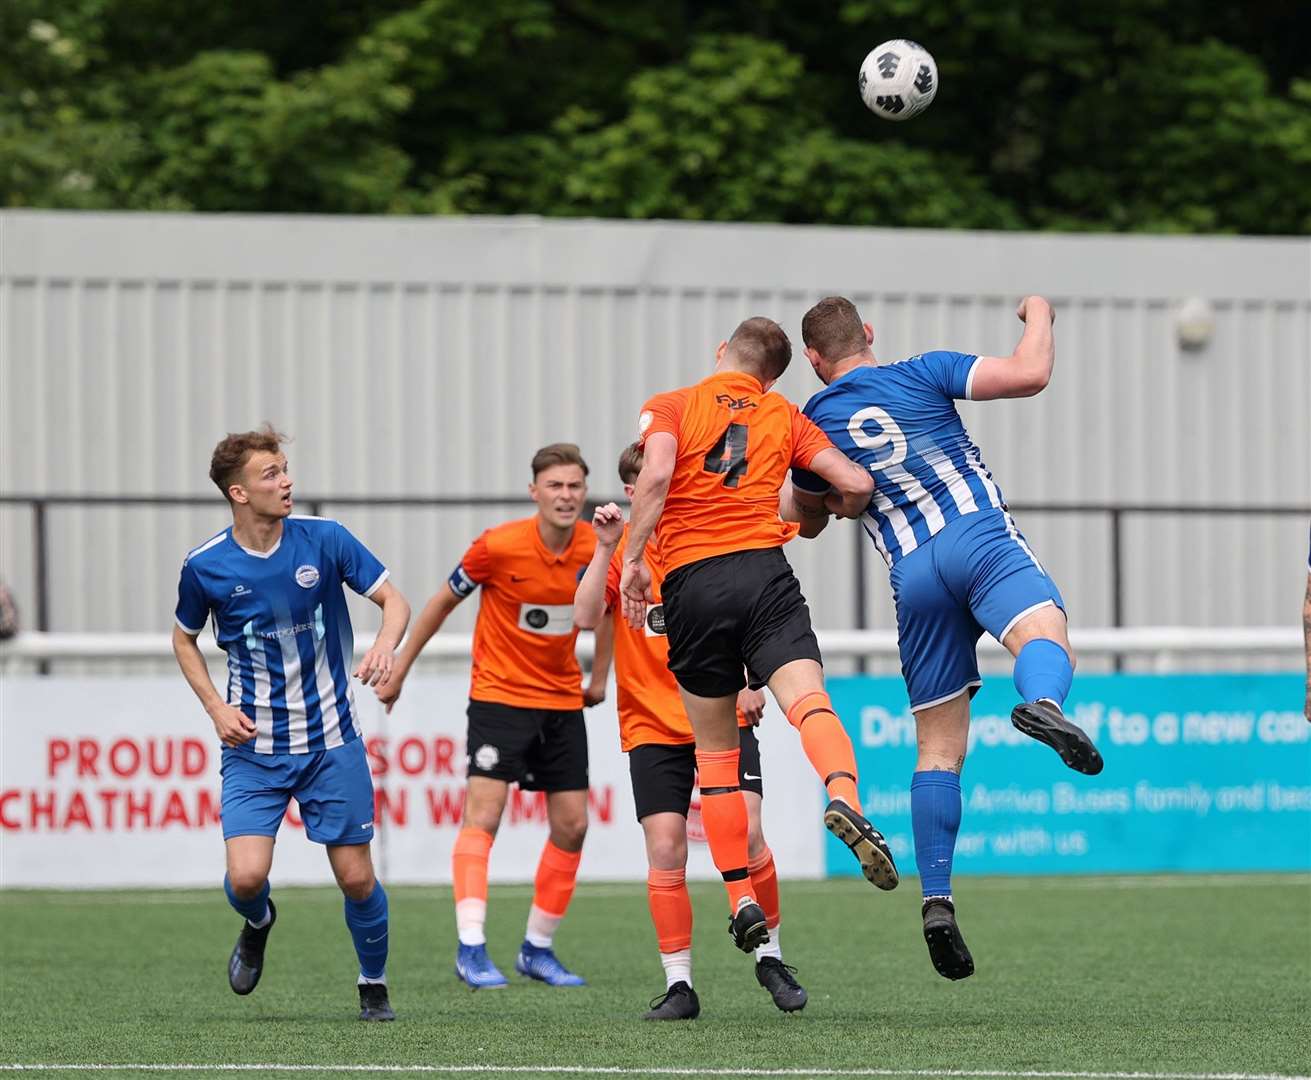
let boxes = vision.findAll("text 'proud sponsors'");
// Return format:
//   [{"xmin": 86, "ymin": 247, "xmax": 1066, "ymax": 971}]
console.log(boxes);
[
  {"xmin": 0, "ymin": 676, "xmax": 822, "ymax": 888},
  {"xmin": 827, "ymin": 674, "xmax": 1310, "ymax": 876}
]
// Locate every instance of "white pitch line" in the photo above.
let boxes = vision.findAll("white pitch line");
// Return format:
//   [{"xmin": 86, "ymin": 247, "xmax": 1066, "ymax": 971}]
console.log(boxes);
[{"xmin": 1, "ymin": 1067, "xmax": 1308, "ymax": 1079}]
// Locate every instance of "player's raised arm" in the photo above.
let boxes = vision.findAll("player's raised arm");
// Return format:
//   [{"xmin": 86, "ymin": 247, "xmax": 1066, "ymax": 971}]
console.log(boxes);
[
  {"xmin": 575, "ymin": 503, "xmax": 624, "ymax": 630},
  {"xmin": 967, "ymin": 295, "xmax": 1056, "ymax": 401},
  {"xmin": 620, "ymin": 431, "xmax": 675, "ymax": 628}
]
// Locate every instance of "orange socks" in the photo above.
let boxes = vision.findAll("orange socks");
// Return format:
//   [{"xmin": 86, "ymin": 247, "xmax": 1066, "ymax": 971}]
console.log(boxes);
[
  {"xmin": 786, "ymin": 691, "xmax": 862, "ymax": 812},
  {"xmin": 647, "ymin": 867, "xmax": 693, "ymax": 953},
  {"xmin": 695, "ymin": 748, "xmax": 756, "ymax": 913},
  {"xmin": 525, "ymin": 839, "xmax": 582, "ymax": 948},
  {"xmin": 748, "ymin": 846, "xmax": 781, "ymax": 930},
  {"xmin": 452, "ymin": 826, "xmax": 493, "ymax": 945}
]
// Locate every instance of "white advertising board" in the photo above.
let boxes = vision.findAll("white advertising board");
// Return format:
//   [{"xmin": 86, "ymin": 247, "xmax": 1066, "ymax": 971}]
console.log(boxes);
[{"xmin": 0, "ymin": 676, "xmax": 824, "ymax": 888}]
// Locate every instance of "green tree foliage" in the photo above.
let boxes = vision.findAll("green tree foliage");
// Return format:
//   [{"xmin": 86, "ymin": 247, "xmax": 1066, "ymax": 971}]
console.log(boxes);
[{"xmin": 3, "ymin": 0, "xmax": 1308, "ymax": 232}]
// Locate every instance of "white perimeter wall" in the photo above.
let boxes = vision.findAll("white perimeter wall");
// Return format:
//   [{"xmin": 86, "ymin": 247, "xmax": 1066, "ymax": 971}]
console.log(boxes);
[{"xmin": 1, "ymin": 212, "xmax": 1309, "ymax": 665}]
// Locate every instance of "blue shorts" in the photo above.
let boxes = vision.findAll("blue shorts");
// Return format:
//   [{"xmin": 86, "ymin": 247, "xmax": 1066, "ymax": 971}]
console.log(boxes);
[
  {"xmin": 889, "ymin": 508, "xmax": 1065, "ymax": 711},
  {"xmin": 220, "ymin": 736, "xmax": 375, "ymax": 846}
]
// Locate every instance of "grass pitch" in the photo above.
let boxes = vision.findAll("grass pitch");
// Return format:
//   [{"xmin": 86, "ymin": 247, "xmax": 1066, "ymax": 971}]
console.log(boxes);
[{"xmin": 1, "ymin": 875, "xmax": 1308, "ymax": 1079}]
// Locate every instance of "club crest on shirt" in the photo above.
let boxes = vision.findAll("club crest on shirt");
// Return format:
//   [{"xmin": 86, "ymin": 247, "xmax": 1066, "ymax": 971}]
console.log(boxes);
[
  {"xmin": 638, "ymin": 410, "xmax": 653, "ymax": 434},
  {"xmin": 294, "ymin": 564, "xmax": 321, "ymax": 589}
]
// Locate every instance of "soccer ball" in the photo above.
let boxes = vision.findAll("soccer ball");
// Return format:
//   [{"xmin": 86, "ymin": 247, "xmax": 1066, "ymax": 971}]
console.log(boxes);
[{"xmin": 859, "ymin": 40, "xmax": 938, "ymax": 122}]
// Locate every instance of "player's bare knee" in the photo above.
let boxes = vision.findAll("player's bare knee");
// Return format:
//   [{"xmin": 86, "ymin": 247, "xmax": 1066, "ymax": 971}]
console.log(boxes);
[
  {"xmin": 647, "ymin": 833, "xmax": 687, "ymax": 870},
  {"xmin": 550, "ymin": 816, "xmax": 587, "ymax": 852},
  {"xmin": 336, "ymin": 865, "xmax": 377, "ymax": 901},
  {"xmin": 226, "ymin": 866, "xmax": 268, "ymax": 898}
]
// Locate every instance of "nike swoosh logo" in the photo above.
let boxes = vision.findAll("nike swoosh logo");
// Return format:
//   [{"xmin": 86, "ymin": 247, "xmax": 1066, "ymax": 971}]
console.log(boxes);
[
  {"xmin": 743, "ymin": 773, "xmax": 762, "ymax": 781},
  {"xmin": 365, "ymin": 932, "xmax": 388, "ymax": 944}
]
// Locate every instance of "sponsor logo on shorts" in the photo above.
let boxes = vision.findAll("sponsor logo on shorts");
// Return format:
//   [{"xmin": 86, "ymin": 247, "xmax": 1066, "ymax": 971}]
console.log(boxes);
[
  {"xmin": 645, "ymin": 604, "xmax": 667, "ymax": 637},
  {"xmin": 231, "ymin": 584, "xmax": 250, "ymax": 597},
  {"xmin": 742, "ymin": 773, "xmax": 762, "ymax": 781},
  {"xmin": 360, "ymin": 821, "xmax": 373, "ymax": 830},
  {"xmin": 473, "ymin": 744, "xmax": 500, "ymax": 770},
  {"xmin": 295, "ymin": 564, "xmax": 321, "ymax": 589}
]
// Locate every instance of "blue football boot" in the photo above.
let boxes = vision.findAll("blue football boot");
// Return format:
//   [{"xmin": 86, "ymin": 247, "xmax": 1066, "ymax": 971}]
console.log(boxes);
[
  {"xmin": 515, "ymin": 941, "xmax": 586, "ymax": 986},
  {"xmin": 455, "ymin": 943, "xmax": 508, "ymax": 989}
]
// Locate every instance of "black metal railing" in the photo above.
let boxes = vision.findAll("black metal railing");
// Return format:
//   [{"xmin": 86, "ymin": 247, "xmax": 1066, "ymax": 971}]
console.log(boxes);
[{"xmin": 2, "ymin": 495, "xmax": 1307, "ymax": 674}]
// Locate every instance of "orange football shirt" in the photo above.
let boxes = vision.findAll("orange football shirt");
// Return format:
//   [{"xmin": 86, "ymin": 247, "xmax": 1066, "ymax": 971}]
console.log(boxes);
[
  {"xmin": 456, "ymin": 516, "xmax": 597, "ymax": 710},
  {"xmin": 637, "ymin": 370, "xmax": 835, "ymax": 574},
  {"xmin": 604, "ymin": 525, "xmax": 750, "ymax": 751}
]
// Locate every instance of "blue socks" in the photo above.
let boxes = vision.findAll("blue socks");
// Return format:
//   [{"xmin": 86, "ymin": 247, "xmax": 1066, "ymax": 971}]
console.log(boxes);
[
  {"xmin": 223, "ymin": 874, "xmax": 270, "ymax": 924},
  {"xmin": 911, "ymin": 770, "xmax": 962, "ymax": 899},
  {"xmin": 344, "ymin": 881, "xmax": 389, "ymax": 981},
  {"xmin": 1013, "ymin": 638, "xmax": 1073, "ymax": 706}
]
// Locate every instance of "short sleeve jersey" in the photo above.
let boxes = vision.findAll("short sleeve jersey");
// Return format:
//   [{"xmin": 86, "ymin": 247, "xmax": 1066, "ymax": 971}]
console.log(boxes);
[
  {"xmin": 794, "ymin": 352, "xmax": 1006, "ymax": 568},
  {"xmin": 448, "ymin": 516, "xmax": 597, "ymax": 710},
  {"xmin": 637, "ymin": 370, "xmax": 835, "ymax": 574},
  {"xmin": 173, "ymin": 516, "xmax": 387, "ymax": 756},
  {"xmin": 603, "ymin": 526, "xmax": 750, "ymax": 751}
]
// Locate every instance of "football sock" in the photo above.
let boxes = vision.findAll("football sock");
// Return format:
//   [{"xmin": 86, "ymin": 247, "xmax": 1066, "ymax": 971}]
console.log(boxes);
[
  {"xmin": 343, "ymin": 881, "xmax": 389, "ymax": 981},
  {"xmin": 223, "ymin": 874, "xmax": 270, "ymax": 926},
  {"xmin": 755, "ymin": 925, "xmax": 782, "ymax": 962},
  {"xmin": 647, "ymin": 867, "xmax": 693, "ymax": 954},
  {"xmin": 785, "ymin": 691, "xmax": 862, "ymax": 811},
  {"xmin": 659, "ymin": 947, "xmax": 693, "ymax": 989},
  {"xmin": 695, "ymin": 748, "xmax": 755, "ymax": 913},
  {"xmin": 1014, "ymin": 638, "xmax": 1073, "ymax": 707},
  {"xmin": 526, "ymin": 840, "xmax": 582, "ymax": 948},
  {"xmin": 747, "ymin": 846, "xmax": 781, "ymax": 930},
  {"xmin": 911, "ymin": 770, "xmax": 962, "ymax": 899},
  {"xmin": 452, "ymin": 826, "xmax": 494, "ymax": 946}
]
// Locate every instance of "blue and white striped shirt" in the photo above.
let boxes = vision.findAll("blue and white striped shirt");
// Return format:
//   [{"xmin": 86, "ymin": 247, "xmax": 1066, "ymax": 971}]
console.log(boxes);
[
  {"xmin": 174, "ymin": 516, "xmax": 387, "ymax": 756},
  {"xmin": 794, "ymin": 351, "xmax": 1007, "ymax": 567}
]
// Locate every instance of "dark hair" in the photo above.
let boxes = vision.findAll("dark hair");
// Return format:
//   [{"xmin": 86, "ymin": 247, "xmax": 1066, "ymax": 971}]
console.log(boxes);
[
  {"xmin": 617, "ymin": 442, "xmax": 644, "ymax": 485},
  {"xmin": 726, "ymin": 316, "xmax": 792, "ymax": 381},
  {"xmin": 531, "ymin": 442, "xmax": 589, "ymax": 479},
  {"xmin": 801, "ymin": 296, "xmax": 868, "ymax": 362},
  {"xmin": 209, "ymin": 424, "xmax": 288, "ymax": 501}
]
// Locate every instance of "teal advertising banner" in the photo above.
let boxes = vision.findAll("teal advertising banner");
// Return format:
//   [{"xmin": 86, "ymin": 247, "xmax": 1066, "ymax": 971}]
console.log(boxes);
[{"xmin": 825, "ymin": 675, "xmax": 1310, "ymax": 876}]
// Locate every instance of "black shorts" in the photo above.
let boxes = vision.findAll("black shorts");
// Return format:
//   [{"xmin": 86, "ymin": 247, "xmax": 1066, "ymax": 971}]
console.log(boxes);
[
  {"xmin": 628, "ymin": 725, "xmax": 763, "ymax": 822},
  {"xmin": 465, "ymin": 699, "xmax": 589, "ymax": 792},
  {"xmin": 661, "ymin": 546, "xmax": 822, "ymax": 698}
]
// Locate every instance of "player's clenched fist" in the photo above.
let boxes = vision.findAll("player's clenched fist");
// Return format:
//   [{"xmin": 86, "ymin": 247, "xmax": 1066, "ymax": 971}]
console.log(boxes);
[
  {"xmin": 374, "ymin": 670, "xmax": 404, "ymax": 714},
  {"xmin": 619, "ymin": 558, "xmax": 653, "ymax": 630},
  {"xmin": 1016, "ymin": 295, "xmax": 1054, "ymax": 324},
  {"xmin": 206, "ymin": 700, "xmax": 257, "ymax": 748},
  {"xmin": 591, "ymin": 502, "xmax": 625, "ymax": 547}
]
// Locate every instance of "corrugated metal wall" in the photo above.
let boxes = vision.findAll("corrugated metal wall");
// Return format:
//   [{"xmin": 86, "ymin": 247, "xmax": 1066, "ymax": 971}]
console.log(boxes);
[{"xmin": 2, "ymin": 212, "xmax": 1308, "ymax": 667}]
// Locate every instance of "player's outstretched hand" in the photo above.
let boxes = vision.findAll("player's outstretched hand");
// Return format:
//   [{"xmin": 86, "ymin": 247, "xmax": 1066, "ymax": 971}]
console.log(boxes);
[
  {"xmin": 737, "ymin": 687, "xmax": 765, "ymax": 726},
  {"xmin": 619, "ymin": 558, "xmax": 653, "ymax": 630},
  {"xmin": 207, "ymin": 701, "xmax": 257, "ymax": 748},
  {"xmin": 1016, "ymin": 295, "xmax": 1054, "ymax": 325},
  {"xmin": 592, "ymin": 502, "xmax": 625, "ymax": 547},
  {"xmin": 355, "ymin": 646, "xmax": 395, "ymax": 688}
]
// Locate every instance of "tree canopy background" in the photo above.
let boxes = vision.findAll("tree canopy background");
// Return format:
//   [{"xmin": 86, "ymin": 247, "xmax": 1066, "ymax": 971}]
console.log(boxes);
[{"xmin": 4, "ymin": 0, "xmax": 1309, "ymax": 233}]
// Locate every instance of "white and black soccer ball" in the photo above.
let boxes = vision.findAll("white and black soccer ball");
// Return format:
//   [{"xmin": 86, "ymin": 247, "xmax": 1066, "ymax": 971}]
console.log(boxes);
[{"xmin": 858, "ymin": 39, "xmax": 938, "ymax": 122}]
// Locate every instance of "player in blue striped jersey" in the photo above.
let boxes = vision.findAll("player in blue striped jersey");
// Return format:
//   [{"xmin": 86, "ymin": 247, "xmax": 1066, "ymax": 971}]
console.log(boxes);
[
  {"xmin": 791, "ymin": 296, "xmax": 1103, "ymax": 981},
  {"xmin": 172, "ymin": 426, "xmax": 410, "ymax": 1021}
]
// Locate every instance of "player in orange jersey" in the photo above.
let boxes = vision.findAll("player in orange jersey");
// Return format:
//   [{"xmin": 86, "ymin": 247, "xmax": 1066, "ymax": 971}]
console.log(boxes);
[
  {"xmin": 376, "ymin": 444, "xmax": 605, "ymax": 989},
  {"xmin": 618, "ymin": 317, "xmax": 898, "ymax": 954},
  {"xmin": 576, "ymin": 443, "xmax": 807, "ymax": 1020}
]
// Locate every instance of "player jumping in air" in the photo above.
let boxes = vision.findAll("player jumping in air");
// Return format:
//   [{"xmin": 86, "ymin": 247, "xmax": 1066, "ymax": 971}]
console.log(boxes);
[
  {"xmin": 377, "ymin": 444, "xmax": 603, "ymax": 989},
  {"xmin": 794, "ymin": 295, "xmax": 1104, "ymax": 981},
  {"xmin": 576, "ymin": 442, "xmax": 807, "ymax": 1020},
  {"xmin": 619, "ymin": 317, "xmax": 896, "ymax": 959},
  {"xmin": 172, "ymin": 426, "xmax": 410, "ymax": 1021}
]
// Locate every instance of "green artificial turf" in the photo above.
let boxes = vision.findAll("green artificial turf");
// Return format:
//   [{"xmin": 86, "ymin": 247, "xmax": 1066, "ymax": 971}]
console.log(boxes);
[{"xmin": 2, "ymin": 875, "xmax": 1308, "ymax": 1079}]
